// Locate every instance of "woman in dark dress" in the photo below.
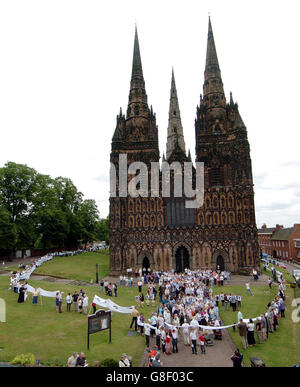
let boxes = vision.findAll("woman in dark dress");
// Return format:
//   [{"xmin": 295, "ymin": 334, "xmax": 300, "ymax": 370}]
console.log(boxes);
[{"xmin": 18, "ymin": 285, "xmax": 25, "ymax": 303}]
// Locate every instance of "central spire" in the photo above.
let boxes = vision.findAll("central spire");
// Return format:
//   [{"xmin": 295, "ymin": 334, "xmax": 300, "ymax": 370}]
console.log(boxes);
[
  {"xmin": 166, "ymin": 68, "xmax": 186, "ymax": 160},
  {"xmin": 127, "ymin": 26, "xmax": 149, "ymax": 119}
]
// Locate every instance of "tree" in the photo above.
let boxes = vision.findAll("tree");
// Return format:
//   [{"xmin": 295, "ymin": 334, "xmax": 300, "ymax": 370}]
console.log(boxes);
[
  {"xmin": 96, "ymin": 216, "xmax": 110, "ymax": 245},
  {"xmin": 78, "ymin": 199, "xmax": 100, "ymax": 249},
  {"xmin": 0, "ymin": 162, "xmax": 102, "ymax": 256},
  {"xmin": 0, "ymin": 204, "xmax": 17, "ymax": 259}
]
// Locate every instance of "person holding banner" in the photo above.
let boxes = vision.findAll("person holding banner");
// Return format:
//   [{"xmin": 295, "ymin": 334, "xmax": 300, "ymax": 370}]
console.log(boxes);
[
  {"xmin": 165, "ymin": 330, "xmax": 172, "ymax": 355},
  {"xmin": 130, "ymin": 306, "xmax": 139, "ymax": 331},
  {"xmin": 17, "ymin": 284, "xmax": 26, "ymax": 303},
  {"xmin": 237, "ymin": 318, "xmax": 248, "ymax": 349},
  {"xmin": 182, "ymin": 318, "xmax": 190, "ymax": 346}
]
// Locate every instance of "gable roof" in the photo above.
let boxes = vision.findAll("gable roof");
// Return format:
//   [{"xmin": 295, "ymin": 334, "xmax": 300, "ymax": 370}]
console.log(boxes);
[{"xmin": 271, "ymin": 227, "xmax": 294, "ymax": 241}]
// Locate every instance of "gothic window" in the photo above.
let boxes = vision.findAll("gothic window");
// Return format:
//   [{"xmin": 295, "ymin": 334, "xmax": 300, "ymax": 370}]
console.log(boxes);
[
  {"xmin": 221, "ymin": 197, "xmax": 225, "ymax": 208},
  {"xmin": 150, "ymin": 215, "xmax": 156, "ymax": 227},
  {"xmin": 222, "ymin": 213, "xmax": 226, "ymax": 224},
  {"xmin": 210, "ymin": 166, "xmax": 223, "ymax": 186},
  {"xmin": 166, "ymin": 198, "xmax": 194, "ymax": 226},
  {"xmin": 213, "ymin": 197, "xmax": 218, "ymax": 208},
  {"xmin": 214, "ymin": 214, "xmax": 218, "ymax": 224},
  {"xmin": 173, "ymin": 110, "xmax": 176, "ymax": 116},
  {"xmin": 136, "ymin": 199, "xmax": 141, "ymax": 212},
  {"xmin": 173, "ymin": 127, "xmax": 177, "ymax": 133},
  {"xmin": 135, "ymin": 106, "xmax": 139, "ymax": 116},
  {"xmin": 129, "ymin": 200, "xmax": 133, "ymax": 212},
  {"xmin": 151, "ymin": 199, "xmax": 155, "ymax": 211},
  {"xmin": 206, "ymin": 213, "xmax": 212, "ymax": 225}
]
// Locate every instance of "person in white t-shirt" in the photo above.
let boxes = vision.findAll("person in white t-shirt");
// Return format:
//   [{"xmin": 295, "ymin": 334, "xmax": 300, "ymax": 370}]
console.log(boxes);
[
  {"xmin": 82, "ymin": 295, "xmax": 89, "ymax": 315},
  {"xmin": 67, "ymin": 352, "xmax": 78, "ymax": 367},
  {"xmin": 245, "ymin": 283, "xmax": 253, "ymax": 296},
  {"xmin": 190, "ymin": 328, "xmax": 198, "ymax": 354},
  {"xmin": 145, "ymin": 323, "xmax": 151, "ymax": 348},
  {"xmin": 66, "ymin": 293, "xmax": 72, "ymax": 312},
  {"xmin": 182, "ymin": 319, "xmax": 190, "ymax": 346}
]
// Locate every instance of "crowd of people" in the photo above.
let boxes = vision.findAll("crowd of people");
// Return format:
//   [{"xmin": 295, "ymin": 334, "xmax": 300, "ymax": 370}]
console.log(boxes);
[
  {"xmin": 9, "ymin": 250, "xmax": 291, "ymax": 368},
  {"xmin": 237, "ymin": 283, "xmax": 286, "ymax": 349},
  {"xmin": 128, "ymin": 267, "xmax": 235, "ymax": 357}
]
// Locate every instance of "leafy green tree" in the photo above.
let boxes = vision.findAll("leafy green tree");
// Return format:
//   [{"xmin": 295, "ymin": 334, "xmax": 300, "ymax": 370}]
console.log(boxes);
[
  {"xmin": 78, "ymin": 199, "xmax": 100, "ymax": 249},
  {"xmin": 0, "ymin": 162, "xmax": 38, "ymax": 222},
  {"xmin": 96, "ymin": 216, "xmax": 110, "ymax": 245},
  {"xmin": 0, "ymin": 204, "xmax": 17, "ymax": 259},
  {"xmin": 0, "ymin": 162, "xmax": 102, "ymax": 256}
]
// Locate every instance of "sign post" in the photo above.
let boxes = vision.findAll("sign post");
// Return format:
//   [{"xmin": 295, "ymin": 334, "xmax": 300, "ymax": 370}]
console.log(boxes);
[
  {"xmin": 87, "ymin": 309, "xmax": 111, "ymax": 350},
  {"xmin": 96, "ymin": 264, "xmax": 99, "ymax": 284}
]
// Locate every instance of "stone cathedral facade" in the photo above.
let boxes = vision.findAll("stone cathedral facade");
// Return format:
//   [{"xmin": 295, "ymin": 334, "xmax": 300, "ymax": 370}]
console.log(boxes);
[{"xmin": 109, "ymin": 19, "xmax": 260, "ymax": 276}]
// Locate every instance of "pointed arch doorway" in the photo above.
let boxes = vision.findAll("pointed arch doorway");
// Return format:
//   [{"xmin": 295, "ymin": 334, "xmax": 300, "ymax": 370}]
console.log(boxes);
[
  {"xmin": 175, "ymin": 246, "xmax": 190, "ymax": 273},
  {"xmin": 216, "ymin": 255, "xmax": 225, "ymax": 272},
  {"xmin": 142, "ymin": 256, "xmax": 150, "ymax": 272}
]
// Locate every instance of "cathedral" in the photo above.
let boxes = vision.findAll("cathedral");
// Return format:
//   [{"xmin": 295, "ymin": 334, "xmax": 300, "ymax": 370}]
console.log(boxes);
[{"xmin": 109, "ymin": 18, "xmax": 260, "ymax": 275}]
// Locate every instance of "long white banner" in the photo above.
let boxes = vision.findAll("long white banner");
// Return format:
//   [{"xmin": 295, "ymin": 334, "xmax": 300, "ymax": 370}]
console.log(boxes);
[
  {"xmin": 92, "ymin": 295, "xmax": 134, "ymax": 314},
  {"xmin": 19, "ymin": 284, "xmax": 60, "ymax": 298}
]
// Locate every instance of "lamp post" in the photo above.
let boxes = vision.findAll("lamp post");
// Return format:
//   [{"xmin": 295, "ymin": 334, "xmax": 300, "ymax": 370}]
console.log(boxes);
[{"xmin": 96, "ymin": 264, "xmax": 99, "ymax": 284}]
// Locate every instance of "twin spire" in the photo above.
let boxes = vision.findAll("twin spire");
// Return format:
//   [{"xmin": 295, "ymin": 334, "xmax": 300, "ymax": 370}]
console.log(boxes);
[
  {"xmin": 203, "ymin": 17, "xmax": 226, "ymax": 110},
  {"xmin": 127, "ymin": 25, "xmax": 148, "ymax": 119},
  {"xmin": 124, "ymin": 18, "xmax": 228, "ymax": 153}
]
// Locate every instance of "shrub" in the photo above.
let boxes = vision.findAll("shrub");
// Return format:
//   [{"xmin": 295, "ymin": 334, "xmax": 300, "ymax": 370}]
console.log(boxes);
[
  {"xmin": 99, "ymin": 358, "xmax": 118, "ymax": 367},
  {"xmin": 43, "ymin": 358, "xmax": 65, "ymax": 367},
  {"xmin": 11, "ymin": 353, "xmax": 36, "ymax": 366}
]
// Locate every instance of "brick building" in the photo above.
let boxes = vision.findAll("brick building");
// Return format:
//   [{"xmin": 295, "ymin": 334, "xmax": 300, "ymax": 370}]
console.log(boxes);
[{"xmin": 258, "ymin": 223, "xmax": 300, "ymax": 262}]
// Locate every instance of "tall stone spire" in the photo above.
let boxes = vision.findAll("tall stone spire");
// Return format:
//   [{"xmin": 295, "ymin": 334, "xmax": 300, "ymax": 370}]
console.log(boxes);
[
  {"xmin": 166, "ymin": 68, "xmax": 186, "ymax": 160},
  {"xmin": 127, "ymin": 26, "xmax": 149, "ymax": 119},
  {"xmin": 112, "ymin": 25, "xmax": 159, "ymax": 164},
  {"xmin": 203, "ymin": 17, "xmax": 226, "ymax": 110}
]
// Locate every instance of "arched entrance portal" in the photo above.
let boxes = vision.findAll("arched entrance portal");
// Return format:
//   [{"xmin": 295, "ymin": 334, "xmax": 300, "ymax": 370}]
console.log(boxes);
[
  {"xmin": 216, "ymin": 255, "xmax": 225, "ymax": 272},
  {"xmin": 175, "ymin": 246, "xmax": 190, "ymax": 273},
  {"xmin": 142, "ymin": 257, "xmax": 150, "ymax": 272}
]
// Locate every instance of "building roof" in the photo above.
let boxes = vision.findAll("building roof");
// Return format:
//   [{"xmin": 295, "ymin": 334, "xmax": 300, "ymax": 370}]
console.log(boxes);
[
  {"xmin": 271, "ymin": 228, "xmax": 294, "ymax": 241},
  {"xmin": 258, "ymin": 227, "xmax": 276, "ymax": 234}
]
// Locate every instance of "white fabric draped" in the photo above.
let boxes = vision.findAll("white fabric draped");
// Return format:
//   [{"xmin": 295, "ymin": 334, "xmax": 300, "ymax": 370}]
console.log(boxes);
[{"xmin": 92, "ymin": 295, "xmax": 134, "ymax": 314}]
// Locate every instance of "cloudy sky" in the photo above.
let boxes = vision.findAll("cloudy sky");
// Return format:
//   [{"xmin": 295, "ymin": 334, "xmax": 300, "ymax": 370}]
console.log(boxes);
[{"xmin": 0, "ymin": 0, "xmax": 299, "ymax": 228}]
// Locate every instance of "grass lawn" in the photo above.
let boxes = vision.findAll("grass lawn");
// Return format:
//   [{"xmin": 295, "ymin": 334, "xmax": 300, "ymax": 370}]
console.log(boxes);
[
  {"xmin": 1, "ymin": 251, "xmax": 299, "ymax": 367},
  {"xmin": 0, "ymin": 275, "xmax": 156, "ymax": 366},
  {"xmin": 32, "ymin": 251, "xmax": 110, "ymax": 282},
  {"xmin": 260, "ymin": 262, "xmax": 295, "ymax": 284},
  {"xmin": 216, "ymin": 282, "xmax": 300, "ymax": 367}
]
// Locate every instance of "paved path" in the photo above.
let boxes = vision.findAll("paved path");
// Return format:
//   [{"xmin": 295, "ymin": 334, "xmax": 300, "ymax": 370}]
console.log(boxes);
[{"xmin": 139, "ymin": 324, "xmax": 237, "ymax": 367}]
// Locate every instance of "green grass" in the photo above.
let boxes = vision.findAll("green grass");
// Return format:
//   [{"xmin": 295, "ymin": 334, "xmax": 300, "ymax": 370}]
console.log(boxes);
[
  {"xmin": 215, "ymin": 283, "xmax": 300, "ymax": 367},
  {"xmin": 33, "ymin": 251, "xmax": 110, "ymax": 281},
  {"xmin": 0, "ymin": 275, "xmax": 156, "ymax": 366},
  {"xmin": 260, "ymin": 262, "xmax": 295, "ymax": 284},
  {"xmin": 1, "ymin": 252, "xmax": 299, "ymax": 367}
]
